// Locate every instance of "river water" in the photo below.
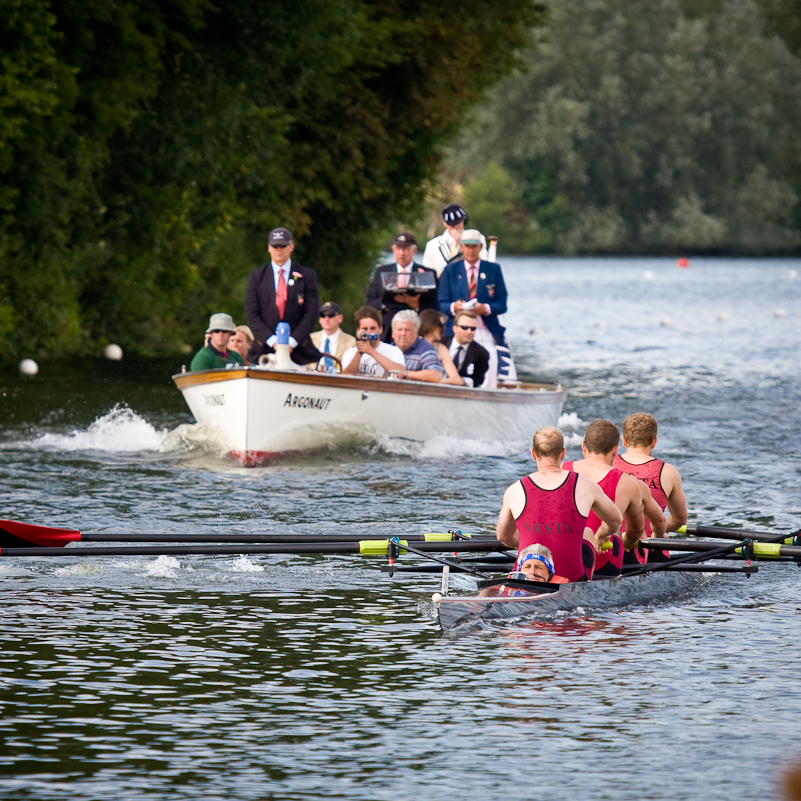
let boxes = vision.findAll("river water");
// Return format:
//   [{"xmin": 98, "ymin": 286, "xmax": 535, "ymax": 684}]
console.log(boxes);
[{"xmin": 1, "ymin": 257, "xmax": 800, "ymax": 800}]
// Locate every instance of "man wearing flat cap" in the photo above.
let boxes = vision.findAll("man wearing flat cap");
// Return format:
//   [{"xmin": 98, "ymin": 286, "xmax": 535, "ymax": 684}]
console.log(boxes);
[
  {"xmin": 245, "ymin": 227, "xmax": 322, "ymax": 365},
  {"xmin": 310, "ymin": 301, "xmax": 357, "ymax": 371},
  {"xmin": 438, "ymin": 228, "xmax": 508, "ymax": 387},
  {"xmin": 365, "ymin": 232, "xmax": 439, "ymax": 343},
  {"xmin": 423, "ymin": 204, "xmax": 488, "ymax": 277}
]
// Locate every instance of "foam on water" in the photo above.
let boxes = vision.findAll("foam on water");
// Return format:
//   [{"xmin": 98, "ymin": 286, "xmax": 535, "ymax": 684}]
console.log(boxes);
[
  {"xmin": 53, "ymin": 561, "xmax": 107, "ymax": 577},
  {"xmin": 23, "ymin": 404, "xmax": 168, "ymax": 453},
  {"xmin": 224, "ymin": 556, "xmax": 265, "ymax": 573}
]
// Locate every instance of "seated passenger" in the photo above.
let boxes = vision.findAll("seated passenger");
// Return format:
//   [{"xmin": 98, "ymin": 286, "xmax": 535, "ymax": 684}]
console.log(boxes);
[
  {"xmin": 390, "ymin": 310, "xmax": 446, "ymax": 383},
  {"xmin": 310, "ymin": 301, "xmax": 357, "ymax": 372},
  {"xmin": 418, "ymin": 309, "xmax": 464, "ymax": 385},
  {"xmin": 229, "ymin": 325, "xmax": 255, "ymax": 366},
  {"xmin": 190, "ymin": 313, "xmax": 245, "ymax": 371},
  {"xmin": 440, "ymin": 310, "xmax": 490, "ymax": 387},
  {"xmin": 341, "ymin": 306, "xmax": 405, "ymax": 377}
]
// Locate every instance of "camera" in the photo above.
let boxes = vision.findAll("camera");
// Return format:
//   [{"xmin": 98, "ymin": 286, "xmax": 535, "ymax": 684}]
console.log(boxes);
[{"xmin": 358, "ymin": 332, "xmax": 379, "ymax": 341}]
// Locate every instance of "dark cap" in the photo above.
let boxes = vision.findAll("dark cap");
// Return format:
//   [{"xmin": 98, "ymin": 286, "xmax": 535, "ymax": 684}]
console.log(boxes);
[
  {"xmin": 319, "ymin": 301, "xmax": 342, "ymax": 315},
  {"xmin": 392, "ymin": 232, "xmax": 417, "ymax": 247},
  {"xmin": 269, "ymin": 227, "xmax": 293, "ymax": 245},
  {"xmin": 442, "ymin": 204, "xmax": 467, "ymax": 225}
]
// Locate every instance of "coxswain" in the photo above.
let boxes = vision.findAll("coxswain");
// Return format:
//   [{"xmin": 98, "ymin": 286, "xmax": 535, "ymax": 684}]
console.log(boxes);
[
  {"xmin": 613, "ymin": 412, "xmax": 688, "ymax": 564},
  {"xmin": 513, "ymin": 543, "xmax": 569, "ymax": 584},
  {"xmin": 496, "ymin": 426, "xmax": 623, "ymax": 582},
  {"xmin": 563, "ymin": 419, "xmax": 666, "ymax": 576}
]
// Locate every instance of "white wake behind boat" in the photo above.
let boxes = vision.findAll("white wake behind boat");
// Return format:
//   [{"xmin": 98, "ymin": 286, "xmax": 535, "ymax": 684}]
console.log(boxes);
[{"xmin": 173, "ymin": 366, "xmax": 567, "ymax": 465}]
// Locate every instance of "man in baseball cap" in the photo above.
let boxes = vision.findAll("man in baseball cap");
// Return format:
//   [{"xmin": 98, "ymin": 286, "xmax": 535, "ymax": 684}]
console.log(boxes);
[
  {"xmin": 245, "ymin": 226, "xmax": 322, "ymax": 365},
  {"xmin": 365, "ymin": 232, "xmax": 438, "ymax": 342},
  {"xmin": 310, "ymin": 301, "xmax": 356, "ymax": 372}
]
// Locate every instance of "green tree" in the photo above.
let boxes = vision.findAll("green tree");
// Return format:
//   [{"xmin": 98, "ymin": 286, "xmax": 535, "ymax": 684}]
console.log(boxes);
[
  {"xmin": 0, "ymin": 0, "xmax": 545, "ymax": 361},
  {"xmin": 449, "ymin": 0, "xmax": 801, "ymax": 254}
]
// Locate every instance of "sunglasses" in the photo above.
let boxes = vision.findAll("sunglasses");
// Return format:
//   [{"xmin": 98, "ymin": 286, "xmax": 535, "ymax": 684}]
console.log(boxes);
[
  {"xmin": 319, "ymin": 312, "xmax": 338, "ymax": 319},
  {"xmin": 455, "ymin": 324, "xmax": 477, "ymax": 331},
  {"xmin": 270, "ymin": 243, "xmax": 289, "ymax": 249},
  {"xmin": 210, "ymin": 329, "xmax": 231, "ymax": 334}
]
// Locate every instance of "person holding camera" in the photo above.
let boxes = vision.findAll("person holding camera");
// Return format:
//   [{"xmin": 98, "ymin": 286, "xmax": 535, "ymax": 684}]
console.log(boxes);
[{"xmin": 341, "ymin": 307, "xmax": 405, "ymax": 377}]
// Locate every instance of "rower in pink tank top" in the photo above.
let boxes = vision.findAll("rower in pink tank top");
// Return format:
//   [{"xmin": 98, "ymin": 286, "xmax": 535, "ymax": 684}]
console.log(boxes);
[
  {"xmin": 514, "ymin": 472, "xmax": 591, "ymax": 582},
  {"xmin": 613, "ymin": 454, "xmax": 668, "ymax": 563},
  {"xmin": 563, "ymin": 461, "xmax": 625, "ymax": 576}
]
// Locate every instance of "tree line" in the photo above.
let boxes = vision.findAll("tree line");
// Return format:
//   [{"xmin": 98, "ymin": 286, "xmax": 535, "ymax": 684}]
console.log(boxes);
[
  {"xmin": 443, "ymin": 0, "xmax": 801, "ymax": 255},
  {"xmin": 0, "ymin": 0, "xmax": 543, "ymax": 362}
]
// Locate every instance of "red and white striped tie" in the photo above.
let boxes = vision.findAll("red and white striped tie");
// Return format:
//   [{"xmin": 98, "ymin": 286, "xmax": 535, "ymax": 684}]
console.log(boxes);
[{"xmin": 468, "ymin": 265, "xmax": 477, "ymax": 299}]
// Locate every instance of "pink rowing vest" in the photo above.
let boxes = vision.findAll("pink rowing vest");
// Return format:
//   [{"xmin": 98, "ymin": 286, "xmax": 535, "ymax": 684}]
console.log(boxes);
[
  {"xmin": 563, "ymin": 462, "xmax": 624, "ymax": 576},
  {"xmin": 514, "ymin": 472, "xmax": 589, "ymax": 582},
  {"xmin": 613, "ymin": 454, "xmax": 668, "ymax": 563}
]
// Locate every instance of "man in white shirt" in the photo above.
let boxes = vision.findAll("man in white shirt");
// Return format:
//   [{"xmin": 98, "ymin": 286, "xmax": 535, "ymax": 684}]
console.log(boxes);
[
  {"xmin": 341, "ymin": 307, "xmax": 405, "ymax": 378},
  {"xmin": 310, "ymin": 301, "xmax": 357, "ymax": 372},
  {"xmin": 423, "ymin": 204, "xmax": 488, "ymax": 277}
]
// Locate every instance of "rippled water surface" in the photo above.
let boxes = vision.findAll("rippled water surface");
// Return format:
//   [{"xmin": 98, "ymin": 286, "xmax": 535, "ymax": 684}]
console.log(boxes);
[{"xmin": 2, "ymin": 257, "xmax": 800, "ymax": 800}]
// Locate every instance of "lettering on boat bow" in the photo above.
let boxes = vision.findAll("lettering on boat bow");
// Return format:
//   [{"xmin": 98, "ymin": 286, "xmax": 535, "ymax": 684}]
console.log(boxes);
[
  {"xmin": 283, "ymin": 393, "xmax": 332, "ymax": 411},
  {"xmin": 204, "ymin": 394, "xmax": 225, "ymax": 406}
]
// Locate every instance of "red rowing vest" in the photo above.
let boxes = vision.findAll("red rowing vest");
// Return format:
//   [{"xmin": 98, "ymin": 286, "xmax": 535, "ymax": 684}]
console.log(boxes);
[
  {"xmin": 563, "ymin": 462, "xmax": 624, "ymax": 576},
  {"xmin": 613, "ymin": 454, "xmax": 668, "ymax": 563},
  {"xmin": 514, "ymin": 472, "xmax": 590, "ymax": 582}
]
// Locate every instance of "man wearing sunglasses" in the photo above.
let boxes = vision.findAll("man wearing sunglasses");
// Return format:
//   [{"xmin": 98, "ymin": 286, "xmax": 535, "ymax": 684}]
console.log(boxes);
[
  {"xmin": 189, "ymin": 313, "xmax": 245, "ymax": 371},
  {"xmin": 245, "ymin": 227, "xmax": 321, "ymax": 365},
  {"xmin": 310, "ymin": 301, "xmax": 356, "ymax": 372},
  {"xmin": 439, "ymin": 310, "xmax": 489, "ymax": 387}
]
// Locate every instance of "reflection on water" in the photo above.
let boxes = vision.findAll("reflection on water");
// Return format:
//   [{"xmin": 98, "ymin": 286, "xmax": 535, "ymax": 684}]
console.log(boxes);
[{"xmin": 1, "ymin": 258, "xmax": 800, "ymax": 799}]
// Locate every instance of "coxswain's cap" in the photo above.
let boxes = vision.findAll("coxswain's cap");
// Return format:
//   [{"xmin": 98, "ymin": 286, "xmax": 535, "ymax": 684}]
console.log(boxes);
[
  {"xmin": 319, "ymin": 301, "xmax": 342, "ymax": 315},
  {"xmin": 206, "ymin": 312, "xmax": 236, "ymax": 334},
  {"xmin": 460, "ymin": 228, "xmax": 483, "ymax": 245},
  {"xmin": 269, "ymin": 227, "xmax": 293, "ymax": 245},
  {"xmin": 392, "ymin": 232, "xmax": 417, "ymax": 247},
  {"xmin": 442, "ymin": 204, "xmax": 467, "ymax": 225},
  {"xmin": 515, "ymin": 552, "xmax": 555, "ymax": 579}
]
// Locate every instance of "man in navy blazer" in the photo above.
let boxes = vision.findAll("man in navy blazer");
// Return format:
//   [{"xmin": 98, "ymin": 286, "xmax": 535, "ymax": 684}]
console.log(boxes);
[
  {"xmin": 245, "ymin": 227, "xmax": 321, "ymax": 365},
  {"xmin": 365, "ymin": 232, "xmax": 439, "ymax": 342},
  {"xmin": 437, "ymin": 229, "xmax": 508, "ymax": 386}
]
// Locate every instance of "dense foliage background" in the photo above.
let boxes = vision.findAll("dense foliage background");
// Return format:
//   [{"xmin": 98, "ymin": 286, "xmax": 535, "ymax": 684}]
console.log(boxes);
[
  {"xmin": 1, "ymin": 0, "xmax": 799, "ymax": 362},
  {"xmin": 444, "ymin": 0, "xmax": 801, "ymax": 255},
  {"xmin": 0, "ymin": 0, "xmax": 542, "ymax": 360}
]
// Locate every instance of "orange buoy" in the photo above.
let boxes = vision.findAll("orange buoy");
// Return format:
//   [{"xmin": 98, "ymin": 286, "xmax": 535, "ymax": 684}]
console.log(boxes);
[{"xmin": 677, "ymin": 257, "xmax": 689, "ymax": 268}]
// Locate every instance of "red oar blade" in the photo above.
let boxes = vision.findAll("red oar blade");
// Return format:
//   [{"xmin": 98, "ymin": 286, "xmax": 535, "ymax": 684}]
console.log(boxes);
[{"xmin": 0, "ymin": 519, "xmax": 81, "ymax": 547}]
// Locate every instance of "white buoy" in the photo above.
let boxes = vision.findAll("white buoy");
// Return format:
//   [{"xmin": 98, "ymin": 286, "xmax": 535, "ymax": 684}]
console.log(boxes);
[
  {"xmin": 431, "ymin": 592, "xmax": 442, "ymax": 608},
  {"xmin": 104, "ymin": 343, "xmax": 123, "ymax": 360},
  {"xmin": 774, "ymin": 309, "xmax": 787, "ymax": 318},
  {"xmin": 789, "ymin": 270, "xmax": 797, "ymax": 279},
  {"xmin": 660, "ymin": 317, "xmax": 674, "ymax": 327},
  {"xmin": 19, "ymin": 359, "xmax": 39, "ymax": 376},
  {"xmin": 718, "ymin": 313, "xmax": 730, "ymax": 322},
  {"xmin": 643, "ymin": 270, "xmax": 654, "ymax": 280}
]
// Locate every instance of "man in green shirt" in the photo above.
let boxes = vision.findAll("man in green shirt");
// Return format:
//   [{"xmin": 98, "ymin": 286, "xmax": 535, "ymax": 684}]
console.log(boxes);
[{"xmin": 190, "ymin": 313, "xmax": 245, "ymax": 371}]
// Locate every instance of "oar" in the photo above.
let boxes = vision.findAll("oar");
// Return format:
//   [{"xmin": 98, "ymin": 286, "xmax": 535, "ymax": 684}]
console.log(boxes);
[
  {"xmin": 0, "ymin": 520, "xmax": 495, "ymax": 548},
  {"xmin": 643, "ymin": 538, "xmax": 801, "ymax": 559},
  {"xmin": 623, "ymin": 528, "xmax": 797, "ymax": 578},
  {"xmin": 0, "ymin": 539, "xmax": 508, "ymax": 559},
  {"xmin": 678, "ymin": 524, "xmax": 801, "ymax": 546}
]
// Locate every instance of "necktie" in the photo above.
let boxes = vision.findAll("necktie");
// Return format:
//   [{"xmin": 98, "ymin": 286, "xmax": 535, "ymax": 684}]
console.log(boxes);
[
  {"xmin": 324, "ymin": 337, "xmax": 333, "ymax": 371},
  {"xmin": 397, "ymin": 268, "xmax": 409, "ymax": 289},
  {"xmin": 468, "ymin": 264, "xmax": 477, "ymax": 299},
  {"xmin": 449, "ymin": 238, "xmax": 459, "ymax": 258},
  {"xmin": 455, "ymin": 345, "xmax": 465, "ymax": 370},
  {"xmin": 276, "ymin": 268, "xmax": 287, "ymax": 319}
]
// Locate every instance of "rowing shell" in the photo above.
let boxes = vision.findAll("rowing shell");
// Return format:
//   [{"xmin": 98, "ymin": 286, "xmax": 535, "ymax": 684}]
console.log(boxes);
[{"xmin": 436, "ymin": 569, "xmax": 704, "ymax": 632}]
